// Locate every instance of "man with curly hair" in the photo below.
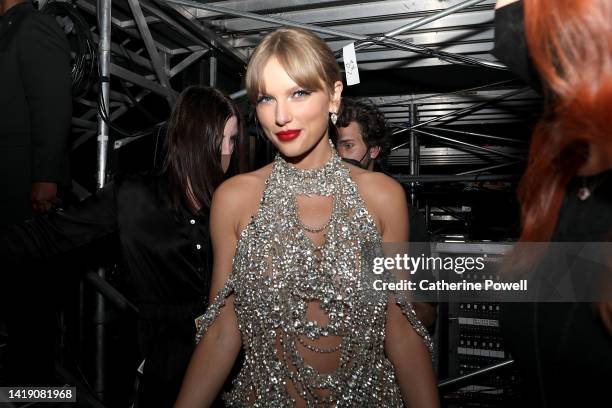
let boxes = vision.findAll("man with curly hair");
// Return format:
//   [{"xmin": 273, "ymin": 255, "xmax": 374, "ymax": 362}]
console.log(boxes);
[{"xmin": 335, "ymin": 98, "xmax": 390, "ymax": 171}]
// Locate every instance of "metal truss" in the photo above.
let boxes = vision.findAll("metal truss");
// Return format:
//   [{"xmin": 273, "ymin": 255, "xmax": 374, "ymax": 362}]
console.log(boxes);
[
  {"xmin": 68, "ymin": 0, "xmax": 542, "ymax": 182},
  {"xmin": 167, "ymin": 0, "xmax": 504, "ymax": 70},
  {"xmin": 63, "ymin": 0, "xmax": 543, "ymax": 211},
  {"xmin": 154, "ymin": 0, "xmax": 540, "ymax": 183}
]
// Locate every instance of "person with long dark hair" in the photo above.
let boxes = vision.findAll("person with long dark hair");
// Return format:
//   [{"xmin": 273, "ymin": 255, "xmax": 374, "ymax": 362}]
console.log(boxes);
[
  {"xmin": 0, "ymin": 85, "xmax": 243, "ymax": 406},
  {"xmin": 175, "ymin": 27, "xmax": 438, "ymax": 408},
  {"xmin": 494, "ymin": 0, "xmax": 612, "ymax": 406}
]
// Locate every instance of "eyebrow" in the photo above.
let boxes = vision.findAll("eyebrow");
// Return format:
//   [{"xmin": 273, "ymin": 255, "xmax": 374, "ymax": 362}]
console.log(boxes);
[{"xmin": 258, "ymin": 85, "xmax": 312, "ymax": 97}]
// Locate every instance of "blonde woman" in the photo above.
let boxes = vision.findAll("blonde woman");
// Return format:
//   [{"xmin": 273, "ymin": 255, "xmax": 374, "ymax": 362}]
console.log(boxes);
[{"xmin": 175, "ymin": 27, "xmax": 438, "ymax": 408}]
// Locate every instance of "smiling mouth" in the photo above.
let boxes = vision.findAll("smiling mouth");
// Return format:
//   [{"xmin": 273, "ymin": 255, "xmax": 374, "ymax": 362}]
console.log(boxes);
[{"xmin": 275, "ymin": 129, "xmax": 301, "ymax": 142}]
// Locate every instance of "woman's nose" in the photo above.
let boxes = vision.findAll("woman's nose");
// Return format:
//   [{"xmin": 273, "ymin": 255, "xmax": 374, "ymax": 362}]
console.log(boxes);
[{"xmin": 275, "ymin": 100, "xmax": 292, "ymax": 126}]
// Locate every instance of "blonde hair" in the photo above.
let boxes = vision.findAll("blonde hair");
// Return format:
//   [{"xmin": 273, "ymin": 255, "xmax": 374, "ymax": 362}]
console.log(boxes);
[{"xmin": 245, "ymin": 27, "xmax": 341, "ymax": 103}]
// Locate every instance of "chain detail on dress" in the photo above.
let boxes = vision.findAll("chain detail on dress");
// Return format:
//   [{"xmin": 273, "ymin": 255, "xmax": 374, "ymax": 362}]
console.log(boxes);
[{"xmin": 196, "ymin": 141, "xmax": 433, "ymax": 407}]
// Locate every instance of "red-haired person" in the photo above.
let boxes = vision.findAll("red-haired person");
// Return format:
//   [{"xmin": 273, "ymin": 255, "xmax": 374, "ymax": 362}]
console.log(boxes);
[{"xmin": 494, "ymin": 0, "xmax": 612, "ymax": 406}]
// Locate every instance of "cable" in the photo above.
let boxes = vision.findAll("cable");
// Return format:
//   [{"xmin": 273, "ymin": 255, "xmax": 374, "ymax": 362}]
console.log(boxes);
[
  {"xmin": 42, "ymin": 0, "xmax": 97, "ymax": 98},
  {"xmin": 43, "ymin": 2, "xmax": 166, "ymax": 139},
  {"xmin": 96, "ymin": 78, "xmax": 165, "ymax": 139},
  {"xmin": 95, "ymin": 43, "xmax": 166, "ymax": 139}
]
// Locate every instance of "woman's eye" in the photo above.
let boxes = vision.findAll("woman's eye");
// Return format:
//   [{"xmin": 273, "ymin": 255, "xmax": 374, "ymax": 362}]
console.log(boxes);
[
  {"xmin": 343, "ymin": 143, "xmax": 354, "ymax": 149},
  {"xmin": 256, "ymin": 95, "xmax": 273, "ymax": 104},
  {"xmin": 292, "ymin": 89, "xmax": 311, "ymax": 98}
]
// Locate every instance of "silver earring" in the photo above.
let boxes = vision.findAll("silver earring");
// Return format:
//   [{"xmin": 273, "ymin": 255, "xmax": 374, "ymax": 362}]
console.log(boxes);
[{"xmin": 330, "ymin": 112, "xmax": 338, "ymax": 125}]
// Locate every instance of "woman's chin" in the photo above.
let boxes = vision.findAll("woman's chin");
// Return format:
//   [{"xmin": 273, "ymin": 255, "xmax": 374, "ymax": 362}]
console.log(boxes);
[
  {"xmin": 271, "ymin": 139, "xmax": 307, "ymax": 158},
  {"xmin": 276, "ymin": 146, "xmax": 307, "ymax": 160}
]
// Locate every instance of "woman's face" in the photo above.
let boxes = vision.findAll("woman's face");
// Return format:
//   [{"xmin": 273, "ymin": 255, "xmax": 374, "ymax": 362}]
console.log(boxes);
[
  {"xmin": 255, "ymin": 57, "xmax": 342, "ymax": 158},
  {"xmin": 221, "ymin": 115, "xmax": 238, "ymax": 173}
]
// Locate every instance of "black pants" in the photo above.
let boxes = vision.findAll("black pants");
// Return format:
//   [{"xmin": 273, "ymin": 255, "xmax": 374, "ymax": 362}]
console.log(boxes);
[
  {"xmin": 0, "ymin": 262, "xmax": 58, "ymax": 386},
  {"xmin": 135, "ymin": 314, "xmax": 197, "ymax": 407}
]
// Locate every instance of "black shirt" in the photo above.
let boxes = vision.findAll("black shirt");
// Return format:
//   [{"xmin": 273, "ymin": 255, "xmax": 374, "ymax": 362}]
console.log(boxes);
[
  {"xmin": 0, "ymin": 173, "xmax": 212, "ymax": 405},
  {"xmin": 501, "ymin": 174, "xmax": 612, "ymax": 407},
  {"xmin": 1, "ymin": 173, "xmax": 211, "ymax": 309},
  {"xmin": 492, "ymin": 0, "xmax": 541, "ymax": 92}
]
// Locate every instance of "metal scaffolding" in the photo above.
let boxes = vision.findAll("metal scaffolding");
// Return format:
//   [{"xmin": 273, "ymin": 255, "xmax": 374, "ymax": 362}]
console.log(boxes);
[{"xmin": 67, "ymin": 0, "xmax": 540, "ymax": 190}]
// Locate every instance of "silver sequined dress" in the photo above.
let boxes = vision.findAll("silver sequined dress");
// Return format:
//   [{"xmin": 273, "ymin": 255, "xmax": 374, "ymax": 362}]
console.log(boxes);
[{"xmin": 196, "ymin": 146, "xmax": 433, "ymax": 407}]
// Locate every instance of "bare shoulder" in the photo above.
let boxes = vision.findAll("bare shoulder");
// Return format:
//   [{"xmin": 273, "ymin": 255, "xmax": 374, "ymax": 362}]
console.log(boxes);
[
  {"xmin": 350, "ymin": 169, "xmax": 406, "ymax": 207},
  {"xmin": 212, "ymin": 163, "xmax": 274, "ymax": 232},
  {"xmin": 346, "ymin": 166, "xmax": 408, "ymax": 236}
]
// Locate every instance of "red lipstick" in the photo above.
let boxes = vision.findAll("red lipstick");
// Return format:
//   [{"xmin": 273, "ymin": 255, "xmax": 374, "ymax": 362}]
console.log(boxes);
[{"xmin": 275, "ymin": 129, "xmax": 301, "ymax": 142}]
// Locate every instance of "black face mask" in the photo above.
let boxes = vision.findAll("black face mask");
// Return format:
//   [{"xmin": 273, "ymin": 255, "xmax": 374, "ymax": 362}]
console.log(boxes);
[
  {"xmin": 340, "ymin": 149, "xmax": 371, "ymax": 170},
  {"xmin": 492, "ymin": 0, "xmax": 542, "ymax": 92},
  {"xmin": 341, "ymin": 158, "xmax": 363, "ymax": 168}
]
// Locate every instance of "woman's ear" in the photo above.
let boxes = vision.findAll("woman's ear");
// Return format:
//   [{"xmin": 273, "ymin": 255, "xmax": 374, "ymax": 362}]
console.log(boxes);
[{"xmin": 329, "ymin": 80, "xmax": 344, "ymax": 113}]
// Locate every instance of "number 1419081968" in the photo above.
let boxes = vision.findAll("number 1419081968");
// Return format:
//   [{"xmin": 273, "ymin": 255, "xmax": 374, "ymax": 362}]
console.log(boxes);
[{"xmin": 0, "ymin": 387, "xmax": 76, "ymax": 402}]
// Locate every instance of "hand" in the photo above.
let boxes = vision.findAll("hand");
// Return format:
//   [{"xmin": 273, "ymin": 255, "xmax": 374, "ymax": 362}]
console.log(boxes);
[{"xmin": 31, "ymin": 182, "xmax": 61, "ymax": 213}]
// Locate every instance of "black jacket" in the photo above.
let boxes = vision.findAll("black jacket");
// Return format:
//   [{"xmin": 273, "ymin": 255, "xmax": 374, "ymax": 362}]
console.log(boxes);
[
  {"xmin": 0, "ymin": 2, "xmax": 72, "ymax": 226},
  {"xmin": 0, "ymin": 173, "xmax": 212, "ymax": 405}
]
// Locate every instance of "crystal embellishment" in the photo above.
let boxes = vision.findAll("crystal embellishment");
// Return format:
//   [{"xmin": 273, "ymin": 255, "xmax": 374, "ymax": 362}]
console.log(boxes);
[{"xmin": 195, "ymin": 141, "xmax": 433, "ymax": 407}]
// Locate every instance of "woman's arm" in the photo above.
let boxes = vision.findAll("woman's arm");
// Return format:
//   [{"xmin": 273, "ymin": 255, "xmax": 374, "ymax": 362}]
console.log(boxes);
[
  {"xmin": 174, "ymin": 179, "xmax": 244, "ymax": 408},
  {"xmin": 366, "ymin": 174, "xmax": 439, "ymax": 407},
  {"xmin": 0, "ymin": 181, "xmax": 119, "ymax": 265}
]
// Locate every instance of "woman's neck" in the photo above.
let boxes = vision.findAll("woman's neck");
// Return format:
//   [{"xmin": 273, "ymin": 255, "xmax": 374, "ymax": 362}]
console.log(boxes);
[{"xmin": 284, "ymin": 135, "xmax": 333, "ymax": 170}]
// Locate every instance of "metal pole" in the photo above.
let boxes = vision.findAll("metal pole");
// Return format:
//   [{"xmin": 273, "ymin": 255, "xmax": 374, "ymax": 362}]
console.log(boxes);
[
  {"xmin": 97, "ymin": 0, "xmax": 111, "ymax": 190},
  {"xmin": 93, "ymin": 267, "xmax": 106, "ymax": 401},
  {"xmin": 425, "ymin": 125, "xmax": 528, "ymax": 145},
  {"xmin": 165, "ymin": 0, "xmax": 369, "ymax": 41},
  {"xmin": 379, "ymin": 80, "xmax": 516, "ymax": 107},
  {"xmin": 413, "ymin": 128, "xmax": 525, "ymax": 161},
  {"xmin": 160, "ymin": 0, "xmax": 247, "ymax": 65},
  {"xmin": 209, "ymin": 53, "xmax": 217, "ymax": 87},
  {"xmin": 164, "ymin": 0, "xmax": 504, "ymax": 69},
  {"xmin": 438, "ymin": 359, "xmax": 514, "ymax": 388},
  {"xmin": 455, "ymin": 160, "xmax": 523, "ymax": 176},
  {"xmin": 409, "ymin": 102, "xmax": 418, "ymax": 205},
  {"xmin": 355, "ymin": 0, "xmax": 487, "ymax": 50},
  {"xmin": 126, "ymin": 0, "xmax": 176, "ymax": 104},
  {"xmin": 394, "ymin": 174, "xmax": 518, "ymax": 183},
  {"xmin": 230, "ymin": 89, "xmax": 247, "ymax": 100},
  {"xmin": 95, "ymin": 0, "xmax": 111, "ymax": 400},
  {"xmin": 392, "ymin": 87, "xmax": 529, "ymax": 149},
  {"xmin": 388, "ymin": 0, "xmax": 487, "ymax": 37},
  {"xmin": 425, "ymin": 201, "xmax": 431, "ymax": 234},
  {"xmin": 85, "ymin": 271, "xmax": 140, "ymax": 314}
]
